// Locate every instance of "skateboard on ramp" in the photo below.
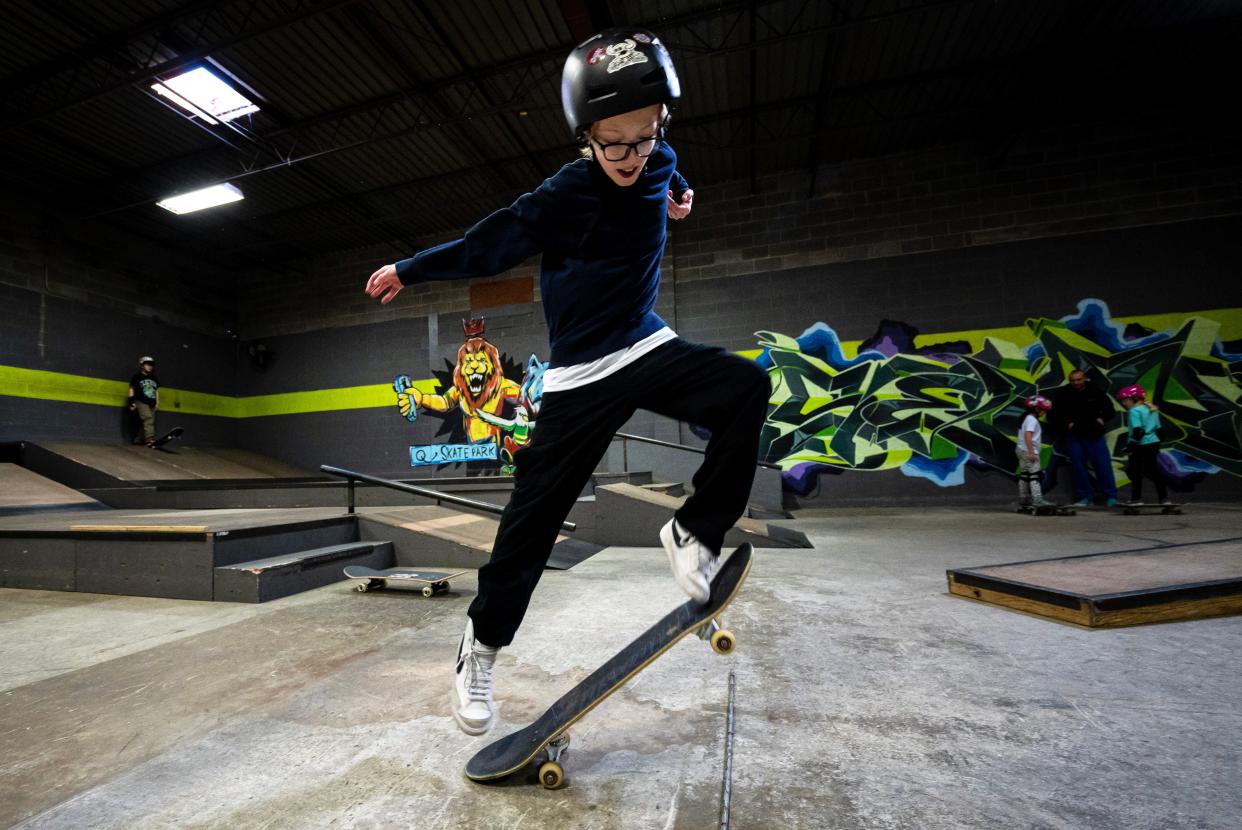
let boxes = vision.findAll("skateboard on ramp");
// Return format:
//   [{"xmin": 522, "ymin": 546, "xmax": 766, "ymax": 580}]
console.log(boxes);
[
  {"xmin": 1116, "ymin": 502, "xmax": 1186, "ymax": 516},
  {"xmin": 465, "ymin": 543, "xmax": 753, "ymax": 789},
  {"xmin": 151, "ymin": 426, "xmax": 183, "ymax": 448},
  {"xmin": 343, "ymin": 565, "xmax": 467, "ymax": 597}
]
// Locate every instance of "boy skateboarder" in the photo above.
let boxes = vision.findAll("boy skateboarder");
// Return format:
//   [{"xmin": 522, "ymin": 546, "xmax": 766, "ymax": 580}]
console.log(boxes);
[
  {"xmin": 128, "ymin": 356, "xmax": 160, "ymax": 447},
  {"xmin": 364, "ymin": 28, "xmax": 770, "ymax": 735}
]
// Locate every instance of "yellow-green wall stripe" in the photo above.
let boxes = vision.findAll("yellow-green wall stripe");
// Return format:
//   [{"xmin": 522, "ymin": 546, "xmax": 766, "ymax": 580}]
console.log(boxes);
[
  {"xmin": 0, "ymin": 364, "xmax": 440, "ymax": 419},
  {"xmin": 5, "ymin": 306, "xmax": 1237, "ymax": 417}
]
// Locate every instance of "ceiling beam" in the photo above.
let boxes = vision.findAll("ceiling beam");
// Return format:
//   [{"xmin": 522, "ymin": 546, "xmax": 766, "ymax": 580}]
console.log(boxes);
[
  {"xmin": 53, "ymin": 0, "xmax": 809, "ymax": 208},
  {"xmin": 63, "ymin": 0, "xmax": 981, "ymax": 218},
  {"xmin": 0, "ymin": 0, "xmax": 362, "ymax": 133}
]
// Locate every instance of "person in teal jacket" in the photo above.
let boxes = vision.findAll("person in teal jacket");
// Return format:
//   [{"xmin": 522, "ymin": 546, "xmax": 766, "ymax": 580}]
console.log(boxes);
[{"xmin": 1118, "ymin": 384, "xmax": 1169, "ymax": 505}]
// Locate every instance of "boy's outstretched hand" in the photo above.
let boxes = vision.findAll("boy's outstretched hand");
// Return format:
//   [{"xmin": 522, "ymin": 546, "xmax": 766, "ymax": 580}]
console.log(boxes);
[
  {"xmin": 667, "ymin": 188, "xmax": 694, "ymax": 220},
  {"xmin": 366, "ymin": 264, "xmax": 404, "ymax": 304}
]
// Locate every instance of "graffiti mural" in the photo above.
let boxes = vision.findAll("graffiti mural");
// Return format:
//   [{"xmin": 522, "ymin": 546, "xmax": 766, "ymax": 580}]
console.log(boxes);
[
  {"xmin": 757, "ymin": 299, "xmax": 1242, "ymax": 495},
  {"xmin": 393, "ymin": 318, "xmax": 546, "ymax": 474}
]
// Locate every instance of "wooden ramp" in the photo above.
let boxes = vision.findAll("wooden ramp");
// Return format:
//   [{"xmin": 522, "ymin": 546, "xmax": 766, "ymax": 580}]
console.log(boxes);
[
  {"xmin": 40, "ymin": 441, "xmax": 310, "ymax": 482},
  {"xmin": 948, "ymin": 538, "xmax": 1242, "ymax": 627},
  {"xmin": 357, "ymin": 506, "xmax": 602, "ymax": 571},
  {"xmin": 0, "ymin": 464, "xmax": 105, "ymax": 515}
]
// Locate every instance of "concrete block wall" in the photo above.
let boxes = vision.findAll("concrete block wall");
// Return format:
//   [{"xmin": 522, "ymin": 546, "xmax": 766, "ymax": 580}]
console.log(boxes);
[
  {"xmin": 670, "ymin": 112, "xmax": 1242, "ymax": 292},
  {"xmin": 225, "ymin": 109, "xmax": 1242, "ymax": 499},
  {"xmin": 0, "ymin": 196, "xmax": 239, "ymax": 445},
  {"xmin": 5, "ymin": 107, "xmax": 1240, "ymax": 502}
]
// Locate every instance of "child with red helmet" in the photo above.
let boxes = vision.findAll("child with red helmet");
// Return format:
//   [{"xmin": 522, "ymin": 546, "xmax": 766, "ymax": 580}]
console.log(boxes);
[
  {"xmin": 1117, "ymin": 385, "xmax": 1170, "ymax": 505},
  {"xmin": 1016, "ymin": 395, "xmax": 1054, "ymax": 508},
  {"xmin": 365, "ymin": 28, "xmax": 770, "ymax": 736}
]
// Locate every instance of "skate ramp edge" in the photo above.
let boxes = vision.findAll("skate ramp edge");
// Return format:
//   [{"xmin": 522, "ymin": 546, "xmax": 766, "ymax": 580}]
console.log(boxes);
[
  {"xmin": 593, "ymin": 483, "xmax": 812, "ymax": 549},
  {"xmin": 19, "ymin": 441, "xmax": 311, "ymax": 488},
  {"xmin": 358, "ymin": 506, "xmax": 604, "ymax": 570},
  {"xmin": 0, "ymin": 464, "xmax": 107, "ymax": 516},
  {"xmin": 947, "ymin": 538, "xmax": 1242, "ymax": 627}
]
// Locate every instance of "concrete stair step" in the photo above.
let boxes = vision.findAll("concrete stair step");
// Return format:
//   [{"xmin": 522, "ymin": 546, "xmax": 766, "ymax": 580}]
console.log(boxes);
[{"xmin": 214, "ymin": 541, "xmax": 394, "ymax": 603}]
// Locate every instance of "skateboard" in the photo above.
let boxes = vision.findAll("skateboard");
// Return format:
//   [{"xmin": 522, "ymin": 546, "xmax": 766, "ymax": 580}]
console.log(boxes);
[
  {"xmin": 151, "ymin": 426, "xmax": 183, "ymax": 448},
  {"xmin": 465, "ymin": 543, "xmax": 753, "ymax": 789},
  {"xmin": 343, "ymin": 565, "xmax": 466, "ymax": 597},
  {"xmin": 1116, "ymin": 502, "xmax": 1186, "ymax": 516},
  {"xmin": 1016, "ymin": 503, "xmax": 1076, "ymax": 516}
]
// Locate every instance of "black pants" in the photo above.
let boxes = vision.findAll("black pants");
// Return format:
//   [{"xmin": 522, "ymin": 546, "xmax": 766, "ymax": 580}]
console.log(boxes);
[
  {"xmin": 1127, "ymin": 443, "xmax": 1167, "ymax": 503},
  {"xmin": 467, "ymin": 337, "xmax": 771, "ymax": 647}
]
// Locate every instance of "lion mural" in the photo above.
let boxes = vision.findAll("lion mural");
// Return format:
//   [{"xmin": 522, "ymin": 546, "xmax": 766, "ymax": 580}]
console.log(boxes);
[{"xmin": 395, "ymin": 319, "xmax": 520, "ymax": 448}]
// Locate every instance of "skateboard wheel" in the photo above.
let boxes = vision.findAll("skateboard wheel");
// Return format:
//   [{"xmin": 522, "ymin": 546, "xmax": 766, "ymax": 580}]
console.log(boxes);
[
  {"xmin": 355, "ymin": 583, "xmax": 369, "ymax": 593},
  {"xmin": 710, "ymin": 628, "xmax": 735, "ymax": 655},
  {"xmin": 422, "ymin": 586, "xmax": 435, "ymax": 598},
  {"xmin": 539, "ymin": 761, "xmax": 564, "ymax": 789}
]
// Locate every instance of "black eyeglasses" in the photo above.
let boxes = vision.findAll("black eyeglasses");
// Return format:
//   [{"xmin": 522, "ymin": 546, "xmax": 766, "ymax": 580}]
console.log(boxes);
[{"xmin": 591, "ymin": 136, "xmax": 661, "ymax": 162}]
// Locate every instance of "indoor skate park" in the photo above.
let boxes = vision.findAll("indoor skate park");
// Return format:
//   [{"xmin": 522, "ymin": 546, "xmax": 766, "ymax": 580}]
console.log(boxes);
[{"xmin": 2, "ymin": 2, "xmax": 1241, "ymax": 829}]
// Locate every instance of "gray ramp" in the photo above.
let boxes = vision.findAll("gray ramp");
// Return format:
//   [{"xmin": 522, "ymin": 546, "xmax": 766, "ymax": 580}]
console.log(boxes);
[
  {"xmin": 0, "ymin": 464, "xmax": 106, "ymax": 516},
  {"xmin": 594, "ymin": 483, "xmax": 812, "ymax": 549},
  {"xmin": 358, "ymin": 506, "xmax": 602, "ymax": 570},
  {"xmin": 36, "ymin": 442, "xmax": 308, "ymax": 484}
]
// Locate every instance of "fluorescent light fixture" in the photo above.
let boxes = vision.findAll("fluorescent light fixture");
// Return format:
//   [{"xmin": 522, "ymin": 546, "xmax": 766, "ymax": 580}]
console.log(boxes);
[
  {"xmin": 157, "ymin": 183, "xmax": 244, "ymax": 215},
  {"xmin": 150, "ymin": 66, "xmax": 259, "ymax": 123}
]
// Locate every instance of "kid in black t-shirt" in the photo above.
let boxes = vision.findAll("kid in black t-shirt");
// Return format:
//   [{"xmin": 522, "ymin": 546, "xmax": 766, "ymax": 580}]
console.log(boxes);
[{"xmin": 128, "ymin": 356, "xmax": 160, "ymax": 446}]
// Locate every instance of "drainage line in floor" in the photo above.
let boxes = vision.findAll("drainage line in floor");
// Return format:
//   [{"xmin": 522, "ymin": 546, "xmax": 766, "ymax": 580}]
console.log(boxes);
[{"xmin": 719, "ymin": 670, "xmax": 736, "ymax": 830}]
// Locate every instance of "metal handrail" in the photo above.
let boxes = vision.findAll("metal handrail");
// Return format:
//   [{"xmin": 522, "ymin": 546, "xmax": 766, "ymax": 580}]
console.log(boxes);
[
  {"xmin": 319, "ymin": 464, "xmax": 576, "ymax": 531},
  {"xmin": 613, "ymin": 433, "xmax": 782, "ymax": 470}
]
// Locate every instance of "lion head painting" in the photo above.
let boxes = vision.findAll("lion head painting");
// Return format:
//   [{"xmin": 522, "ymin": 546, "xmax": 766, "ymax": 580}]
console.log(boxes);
[
  {"xmin": 392, "ymin": 318, "xmax": 521, "ymax": 448},
  {"xmin": 454, "ymin": 335, "xmax": 505, "ymax": 417}
]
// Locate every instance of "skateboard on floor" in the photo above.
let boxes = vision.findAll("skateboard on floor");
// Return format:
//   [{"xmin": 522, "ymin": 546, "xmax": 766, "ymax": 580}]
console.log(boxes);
[
  {"xmin": 151, "ymin": 426, "xmax": 183, "ymax": 448},
  {"xmin": 1116, "ymin": 502, "xmax": 1186, "ymax": 516},
  {"xmin": 465, "ymin": 543, "xmax": 754, "ymax": 789},
  {"xmin": 343, "ymin": 565, "xmax": 467, "ymax": 597},
  {"xmin": 1016, "ymin": 503, "xmax": 1076, "ymax": 516}
]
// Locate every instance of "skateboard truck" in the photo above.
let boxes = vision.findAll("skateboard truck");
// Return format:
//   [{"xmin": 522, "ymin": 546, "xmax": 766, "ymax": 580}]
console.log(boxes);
[
  {"xmin": 538, "ymin": 734, "xmax": 571, "ymax": 789},
  {"xmin": 696, "ymin": 617, "xmax": 736, "ymax": 655}
]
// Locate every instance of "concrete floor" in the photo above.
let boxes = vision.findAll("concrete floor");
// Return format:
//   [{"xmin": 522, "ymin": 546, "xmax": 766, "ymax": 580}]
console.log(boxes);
[{"xmin": 2, "ymin": 504, "xmax": 1241, "ymax": 829}]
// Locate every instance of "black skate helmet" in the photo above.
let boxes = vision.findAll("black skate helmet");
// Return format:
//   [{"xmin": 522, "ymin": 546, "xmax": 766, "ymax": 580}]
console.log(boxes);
[{"xmin": 561, "ymin": 27, "xmax": 681, "ymax": 140}]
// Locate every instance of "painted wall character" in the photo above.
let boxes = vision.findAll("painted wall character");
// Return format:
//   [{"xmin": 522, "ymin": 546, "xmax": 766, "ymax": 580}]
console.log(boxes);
[
  {"xmin": 394, "ymin": 319, "xmax": 520, "ymax": 448},
  {"xmin": 474, "ymin": 354, "xmax": 547, "ymax": 473}
]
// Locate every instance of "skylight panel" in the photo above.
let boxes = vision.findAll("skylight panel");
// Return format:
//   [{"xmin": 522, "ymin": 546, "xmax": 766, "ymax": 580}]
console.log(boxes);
[
  {"xmin": 156, "ymin": 183, "xmax": 244, "ymax": 215},
  {"xmin": 151, "ymin": 66, "xmax": 259, "ymax": 123}
]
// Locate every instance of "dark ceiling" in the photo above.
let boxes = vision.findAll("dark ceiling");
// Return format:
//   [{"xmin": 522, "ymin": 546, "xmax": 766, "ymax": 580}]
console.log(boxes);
[{"xmin": 1, "ymin": 0, "xmax": 1237, "ymax": 271}]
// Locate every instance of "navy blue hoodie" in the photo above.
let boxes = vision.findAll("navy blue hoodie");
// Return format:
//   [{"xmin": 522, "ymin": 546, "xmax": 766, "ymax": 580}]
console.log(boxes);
[{"xmin": 396, "ymin": 143, "xmax": 690, "ymax": 368}]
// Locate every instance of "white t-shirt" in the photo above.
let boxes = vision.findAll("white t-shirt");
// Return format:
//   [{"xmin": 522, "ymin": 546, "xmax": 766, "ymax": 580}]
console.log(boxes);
[
  {"xmin": 1018, "ymin": 413, "xmax": 1042, "ymax": 455},
  {"xmin": 542, "ymin": 327, "xmax": 678, "ymax": 393}
]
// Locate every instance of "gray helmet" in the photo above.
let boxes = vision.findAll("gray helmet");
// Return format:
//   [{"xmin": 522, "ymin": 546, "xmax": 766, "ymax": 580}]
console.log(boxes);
[
  {"xmin": 561, "ymin": 27, "xmax": 680, "ymax": 140},
  {"xmin": 139, "ymin": 355, "xmax": 155, "ymax": 364}
]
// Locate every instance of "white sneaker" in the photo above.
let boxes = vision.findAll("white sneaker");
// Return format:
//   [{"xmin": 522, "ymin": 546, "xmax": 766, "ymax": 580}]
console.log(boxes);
[
  {"xmin": 660, "ymin": 518, "xmax": 719, "ymax": 605},
  {"xmin": 452, "ymin": 617, "xmax": 498, "ymax": 736}
]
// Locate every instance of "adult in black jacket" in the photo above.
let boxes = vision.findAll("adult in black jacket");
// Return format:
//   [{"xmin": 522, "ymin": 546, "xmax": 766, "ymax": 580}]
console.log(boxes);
[{"xmin": 1050, "ymin": 369, "xmax": 1118, "ymax": 505}]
